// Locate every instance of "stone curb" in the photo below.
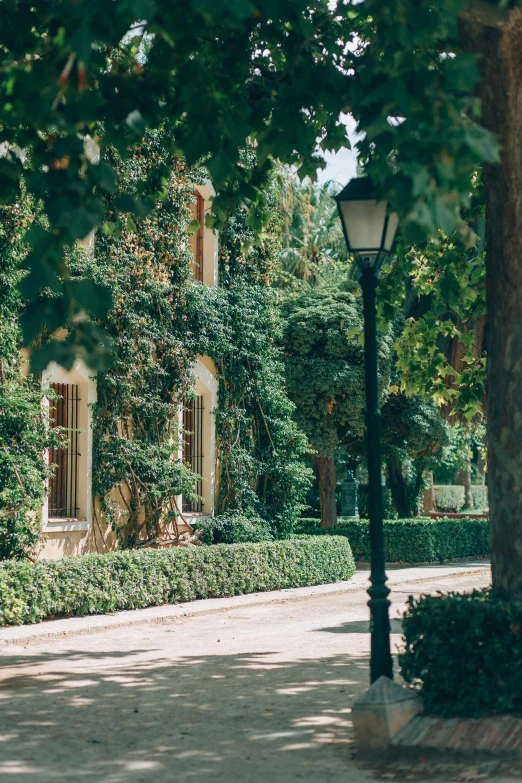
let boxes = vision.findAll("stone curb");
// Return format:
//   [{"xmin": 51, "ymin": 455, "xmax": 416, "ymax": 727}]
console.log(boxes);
[
  {"xmin": 391, "ymin": 714, "xmax": 522, "ymax": 764},
  {"xmin": 0, "ymin": 561, "xmax": 491, "ymax": 647}
]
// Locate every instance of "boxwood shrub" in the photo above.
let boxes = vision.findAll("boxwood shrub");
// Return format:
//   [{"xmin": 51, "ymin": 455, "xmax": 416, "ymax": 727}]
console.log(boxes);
[
  {"xmin": 295, "ymin": 517, "xmax": 490, "ymax": 563},
  {"xmin": 471, "ymin": 485, "xmax": 488, "ymax": 511},
  {"xmin": 0, "ymin": 536, "xmax": 355, "ymax": 627},
  {"xmin": 433, "ymin": 485, "xmax": 465, "ymax": 512},
  {"xmin": 400, "ymin": 589, "xmax": 521, "ymax": 717}
]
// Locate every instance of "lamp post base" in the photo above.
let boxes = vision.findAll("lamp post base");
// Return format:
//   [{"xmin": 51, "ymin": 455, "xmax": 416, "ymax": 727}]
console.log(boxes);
[{"xmin": 352, "ymin": 676, "xmax": 423, "ymax": 754}]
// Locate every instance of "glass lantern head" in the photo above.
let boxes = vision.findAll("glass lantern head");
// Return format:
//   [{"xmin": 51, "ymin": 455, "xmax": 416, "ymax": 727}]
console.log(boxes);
[{"xmin": 335, "ymin": 177, "xmax": 399, "ymax": 272}]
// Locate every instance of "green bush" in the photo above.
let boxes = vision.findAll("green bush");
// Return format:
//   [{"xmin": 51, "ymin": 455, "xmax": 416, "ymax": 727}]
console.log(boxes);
[
  {"xmin": 471, "ymin": 485, "xmax": 488, "ymax": 511},
  {"xmin": 357, "ymin": 485, "xmax": 397, "ymax": 520},
  {"xmin": 193, "ymin": 511, "xmax": 273, "ymax": 545},
  {"xmin": 295, "ymin": 517, "xmax": 489, "ymax": 563},
  {"xmin": 0, "ymin": 536, "xmax": 355, "ymax": 626},
  {"xmin": 400, "ymin": 589, "xmax": 522, "ymax": 717},
  {"xmin": 433, "ymin": 485, "xmax": 465, "ymax": 512}
]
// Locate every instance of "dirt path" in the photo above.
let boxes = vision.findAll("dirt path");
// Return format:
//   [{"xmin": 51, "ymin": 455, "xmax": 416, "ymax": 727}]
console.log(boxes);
[{"xmin": 0, "ymin": 564, "xmax": 504, "ymax": 783}]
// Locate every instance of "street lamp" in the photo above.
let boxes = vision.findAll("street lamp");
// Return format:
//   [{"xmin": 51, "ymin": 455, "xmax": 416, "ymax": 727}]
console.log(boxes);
[{"xmin": 335, "ymin": 177, "xmax": 399, "ymax": 684}]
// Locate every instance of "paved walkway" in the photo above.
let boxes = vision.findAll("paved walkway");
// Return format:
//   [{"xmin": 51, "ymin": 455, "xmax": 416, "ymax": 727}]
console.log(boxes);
[{"xmin": 0, "ymin": 561, "xmax": 511, "ymax": 783}]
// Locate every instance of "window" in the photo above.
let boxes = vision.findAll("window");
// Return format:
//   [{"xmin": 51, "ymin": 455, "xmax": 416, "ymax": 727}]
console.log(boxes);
[
  {"xmin": 189, "ymin": 192, "xmax": 204, "ymax": 281},
  {"xmin": 42, "ymin": 360, "xmax": 96, "ymax": 532},
  {"xmin": 48, "ymin": 383, "xmax": 81, "ymax": 518},
  {"xmin": 182, "ymin": 395, "xmax": 204, "ymax": 513}
]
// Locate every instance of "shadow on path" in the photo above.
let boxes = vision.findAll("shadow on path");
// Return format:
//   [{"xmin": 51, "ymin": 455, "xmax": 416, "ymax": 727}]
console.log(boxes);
[
  {"xmin": 0, "ymin": 646, "xmax": 370, "ymax": 783},
  {"xmin": 317, "ymin": 619, "xmax": 404, "ymax": 634}
]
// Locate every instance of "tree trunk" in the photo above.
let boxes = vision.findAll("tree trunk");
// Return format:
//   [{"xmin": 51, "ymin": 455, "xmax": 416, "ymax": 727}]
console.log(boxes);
[
  {"xmin": 455, "ymin": 462, "xmax": 474, "ymax": 510},
  {"xmin": 461, "ymin": 8, "xmax": 522, "ymax": 596},
  {"xmin": 386, "ymin": 455, "xmax": 412, "ymax": 518},
  {"xmin": 315, "ymin": 455, "xmax": 337, "ymax": 528},
  {"xmin": 423, "ymin": 470, "xmax": 436, "ymax": 513}
]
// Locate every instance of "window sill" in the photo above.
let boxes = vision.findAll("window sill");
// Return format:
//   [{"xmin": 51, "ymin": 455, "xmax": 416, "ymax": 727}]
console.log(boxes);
[{"xmin": 43, "ymin": 518, "xmax": 90, "ymax": 533}]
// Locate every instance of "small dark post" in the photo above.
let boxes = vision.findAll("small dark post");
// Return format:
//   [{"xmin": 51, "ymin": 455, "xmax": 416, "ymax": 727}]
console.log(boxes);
[
  {"xmin": 341, "ymin": 471, "xmax": 359, "ymax": 518},
  {"xmin": 360, "ymin": 268, "xmax": 393, "ymax": 683}
]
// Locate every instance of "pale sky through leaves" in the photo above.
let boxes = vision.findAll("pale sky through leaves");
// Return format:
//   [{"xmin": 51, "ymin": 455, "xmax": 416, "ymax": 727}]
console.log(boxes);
[{"xmin": 316, "ymin": 113, "xmax": 359, "ymax": 186}]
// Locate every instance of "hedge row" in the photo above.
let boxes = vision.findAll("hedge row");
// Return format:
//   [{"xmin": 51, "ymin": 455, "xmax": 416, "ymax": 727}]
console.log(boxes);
[
  {"xmin": 400, "ymin": 589, "xmax": 522, "ymax": 717},
  {"xmin": 0, "ymin": 536, "xmax": 355, "ymax": 627},
  {"xmin": 295, "ymin": 517, "xmax": 490, "ymax": 563}
]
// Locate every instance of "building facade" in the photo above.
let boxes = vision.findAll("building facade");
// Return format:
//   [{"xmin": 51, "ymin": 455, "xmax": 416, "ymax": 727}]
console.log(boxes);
[{"xmin": 39, "ymin": 184, "xmax": 219, "ymax": 559}]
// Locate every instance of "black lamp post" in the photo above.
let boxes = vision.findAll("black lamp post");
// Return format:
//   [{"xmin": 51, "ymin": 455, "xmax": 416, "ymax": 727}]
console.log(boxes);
[{"xmin": 335, "ymin": 177, "xmax": 399, "ymax": 684}]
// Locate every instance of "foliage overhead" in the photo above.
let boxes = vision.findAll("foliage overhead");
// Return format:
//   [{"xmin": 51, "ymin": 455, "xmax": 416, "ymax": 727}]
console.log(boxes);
[{"xmin": 0, "ymin": 0, "xmax": 501, "ymax": 370}]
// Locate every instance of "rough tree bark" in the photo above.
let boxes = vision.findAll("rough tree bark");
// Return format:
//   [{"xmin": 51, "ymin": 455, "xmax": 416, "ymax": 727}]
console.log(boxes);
[
  {"xmin": 386, "ymin": 456, "xmax": 412, "ymax": 518},
  {"xmin": 315, "ymin": 455, "xmax": 337, "ymax": 528},
  {"xmin": 461, "ymin": 6, "xmax": 522, "ymax": 596},
  {"xmin": 423, "ymin": 471, "xmax": 436, "ymax": 513},
  {"xmin": 455, "ymin": 462, "xmax": 474, "ymax": 510}
]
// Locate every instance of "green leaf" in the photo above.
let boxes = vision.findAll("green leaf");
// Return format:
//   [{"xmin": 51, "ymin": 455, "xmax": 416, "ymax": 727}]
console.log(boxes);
[{"xmin": 68, "ymin": 279, "xmax": 112, "ymax": 319}]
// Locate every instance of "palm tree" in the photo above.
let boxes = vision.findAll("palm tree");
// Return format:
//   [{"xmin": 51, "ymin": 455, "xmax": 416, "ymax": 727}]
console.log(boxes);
[{"xmin": 274, "ymin": 169, "xmax": 349, "ymax": 288}]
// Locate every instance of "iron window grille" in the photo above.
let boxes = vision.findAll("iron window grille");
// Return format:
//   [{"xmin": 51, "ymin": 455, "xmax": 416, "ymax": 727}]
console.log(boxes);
[
  {"xmin": 182, "ymin": 395, "xmax": 204, "ymax": 513},
  {"xmin": 48, "ymin": 383, "xmax": 81, "ymax": 518}
]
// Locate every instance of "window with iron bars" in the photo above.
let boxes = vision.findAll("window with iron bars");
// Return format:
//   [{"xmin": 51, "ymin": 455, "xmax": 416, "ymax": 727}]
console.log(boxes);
[
  {"xmin": 48, "ymin": 383, "xmax": 81, "ymax": 519},
  {"xmin": 189, "ymin": 192, "xmax": 204, "ymax": 281},
  {"xmin": 182, "ymin": 395, "xmax": 204, "ymax": 513}
]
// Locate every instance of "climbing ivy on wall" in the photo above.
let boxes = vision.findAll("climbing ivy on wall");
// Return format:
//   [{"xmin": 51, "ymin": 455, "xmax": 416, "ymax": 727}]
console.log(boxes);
[
  {"xmin": 0, "ymin": 134, "xmax": 315, "ymax": 554},
  {"xmin": 70, "ymin": 130, "xmax": 205, "ymax": 548},
  {"xmin": 74, "ymin": 134, "xmax": 309, "ymax": 544},
  {"xmin": 0, "ymin": 198, "xmax": 62, "ymax": 560}
]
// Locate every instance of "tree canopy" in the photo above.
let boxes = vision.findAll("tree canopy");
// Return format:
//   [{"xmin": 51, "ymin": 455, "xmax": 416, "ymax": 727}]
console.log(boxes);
[
  {"xmin": 4, "ymin": 0, "xmax": 522, "ymax": 594},
  {"xmin": 0, "ymin": 0, "xmax": 500, "ymax": 371},
  {"xmin": 280, "ymin": 286, "xmax": 393, "ymax": 525}
]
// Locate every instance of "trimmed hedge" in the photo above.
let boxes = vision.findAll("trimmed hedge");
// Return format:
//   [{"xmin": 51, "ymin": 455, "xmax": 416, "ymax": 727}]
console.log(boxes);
[
  {"xmin": 471, "ymin": 485, "xmax": 488, "ymax": 511},
  {"xmin": 433, "ymin": 485, "xmax": 465, "ymax": 512},
  {"xmin": 400, "ymin": 589, "xmax": 522, "ymax": 717},
  {"xmin": 0, "ymin": 536, "xmax": 355, "ymax": 627},
  {"xmin": 295, "ymin": 517, "xmax": 490, "ymax": 563}
]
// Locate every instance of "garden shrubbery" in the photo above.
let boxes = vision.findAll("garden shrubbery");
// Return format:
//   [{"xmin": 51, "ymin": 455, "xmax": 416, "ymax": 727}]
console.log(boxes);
[
  {"xmin": 0, "ymin": 536, "xmax": 355, "ymax": 626},
  {"xmin": 400, "ymin": 589, "xmax": 522, "ymax": 717},
  {"xmin": 295, "ymin": 517, "xmax": 489, "ymax": 563},
  {"xmin": 471, "ymin": 485, "xmax": 488, "ymax": 511},
  {"xmin": 433, "ymin": 485, "xmax": 465, "ymax": 512},
  {"xmin": 193, "ymin": 511, "xmax": 273, "ymax": 544}
]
